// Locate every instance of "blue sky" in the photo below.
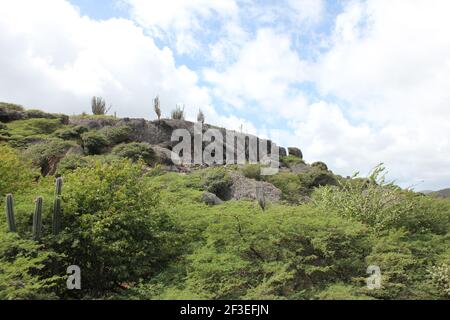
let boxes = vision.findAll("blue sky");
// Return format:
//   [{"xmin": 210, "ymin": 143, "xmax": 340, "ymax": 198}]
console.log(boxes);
[{"xmin": 1, "ymin": 0, "xmax": 450, "ymax": 190}]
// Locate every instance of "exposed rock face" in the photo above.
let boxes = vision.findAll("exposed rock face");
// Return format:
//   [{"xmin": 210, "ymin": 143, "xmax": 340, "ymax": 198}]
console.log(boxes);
[
  {"xmin": 288, "ymin": 147, "xmax": 303, "ymax": 159},
  {"xmin": 70, "ymin": 118, "xmax": 297, "ymax": 166},
  {"xmin": 151, "ymin": 145, "xmax": 176, "ymax": 166},
  {"xmin": 229, "ymin": 172, "xmax": 282, "ymax": 203},
  {"xmin": 289, "ymin": 162, "xmax": 313, "ymax": 174},
  {"xmin": 201, "ymin": 192, "xmax": 223, "ymax": 206},
  {"xmin": 279, "ymin": 147, "xmax": 287, "ymax": 158}
]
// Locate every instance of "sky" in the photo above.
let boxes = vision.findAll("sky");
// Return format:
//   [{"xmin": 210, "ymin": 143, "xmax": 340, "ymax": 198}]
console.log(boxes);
[{"xmin": 1, "ymin": 0, "xmax": 450, "ymax": 190}]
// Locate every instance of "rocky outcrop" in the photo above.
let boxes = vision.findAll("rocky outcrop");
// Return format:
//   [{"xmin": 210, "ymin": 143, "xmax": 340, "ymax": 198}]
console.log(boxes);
[
  {"xmin": 0, "ymin": 102, "xmax": 68, "ymax": 123},
  {"xmin": 229, "ymin": 172, "xmax": 282, "ymax": 203},
  {"xmin": 201, "ymin": 192, "xmax": 224, "ymax": 206},
  {"xmin": 70, "ymin": 117, "xmax": 297, "ymax": 166},
  {"xmin": 288, "ymin": 147, "xmax": 303, "ymax": 159}
]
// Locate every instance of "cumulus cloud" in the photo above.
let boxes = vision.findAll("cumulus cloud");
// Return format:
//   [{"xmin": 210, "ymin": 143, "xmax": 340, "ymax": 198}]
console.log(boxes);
[
  {"xmin": 0, "ymin": 0, "xmax": 213, "ymax": 120},
  {"xmin": 308, "ymin": 0, "xmax": 450, "ymax": 189},
  {"xmin": 125, "ymin": 0, "xmax": 239, "ymax": 55}
]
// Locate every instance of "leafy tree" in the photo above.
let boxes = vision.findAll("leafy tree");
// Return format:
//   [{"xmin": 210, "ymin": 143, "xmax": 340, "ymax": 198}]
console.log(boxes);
[{"xmin": 55, "ymin": 160, "xmax": 181, "ymax": 296}]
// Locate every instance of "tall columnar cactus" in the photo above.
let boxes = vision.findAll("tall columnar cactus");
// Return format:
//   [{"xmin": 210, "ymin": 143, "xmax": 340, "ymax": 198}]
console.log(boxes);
[
  {"xmin": 32, "ymin": 197, "xmax": 43, "ymax": 241},
  {"xmin": 52, "ymin": 177, "xmax": 63, "ymax": 235},
  {"xmin": 5, "ymin": 194, "xmax": 17, "ymax": 232}
]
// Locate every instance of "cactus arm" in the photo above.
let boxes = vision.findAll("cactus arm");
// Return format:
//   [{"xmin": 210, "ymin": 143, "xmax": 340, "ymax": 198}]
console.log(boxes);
[
  {"xmin": 5, "ymin": 194, "xmax": 17, "ymax": 232},
  {"xmin": 32, "ymin": 197, "xmax": 43, "ymax": 241},
  {"xmin": 52, "ymin": 177, "xmax": 63, "ymax": 235}
]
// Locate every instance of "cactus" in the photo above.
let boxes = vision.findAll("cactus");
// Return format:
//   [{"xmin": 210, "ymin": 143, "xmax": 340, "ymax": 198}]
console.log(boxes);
[
  {"xmin": 5, "ymin": 194, "xmax": 17, "ymax": 232},
  {"xmin": 32, "ymin": 197, "xmax": 43, "ymax": 241},
  {"xmin": 256, "ymin": 184, "xmax": 266, "ymax": 211},
  {"xmin": 52, "ymin": 177, "xmax": 63, "ymax": 235}
]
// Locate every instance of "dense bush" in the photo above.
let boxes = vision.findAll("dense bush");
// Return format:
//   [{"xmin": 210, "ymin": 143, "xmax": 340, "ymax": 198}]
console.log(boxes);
[
  {"xmin": 101, "ymin": 125, "xmax": 132, "ymax": 145},
  {"xmin": 55, "ymin": 125, "xmax": 88, "ymax": 141},
  {"xmin": 0, "ymin": 231, "xmax": 60, "ymax": 300},
  {"xmin": 112, "ymin": 142, "xmax": 155, "ymax": 165},
  {"xmin": 280, "ymin": 155, "xmax": 305, "ymax": 168},
  {"xmin": 56, "ymin": 154, "xmax": 90, "ymax": 174},
  {"xmin": 311, "ymin": 161, "xmax": 329, "ymax": 171},
  {"xmin": 312, "ymin": 166, "xmax": 448, "ymax": 233},
  {"xmin": 25, "ymin": 139, "xmax": 76, "ymax": 175},
  {"xmin": 241, "ymin": 164, "xmax": 263, "ymax": 181},
  {"xmin": 201, "ymin": 167, "xmax": 233, "ymax": 200},
  {"xmin": 54, "ymin": 160, "xmax": 181, "ymax": 296},
  {"xmin": 6, "ymin": 118, "xmax": 64, "ymax": 138},
  {"xmin": 0, "ymin": 144, "xmax": 36, "ymax": 196},
  {"xmin": 81, "ymin": 131, "xmax": 109, "ymax": 155},
  {"xmin": 0, "ymin": 102, "xmax": 25, "ymax": 122},
  {"xmin": 177, "ymin": 203, "xmax": 370, "ymax": 300}
]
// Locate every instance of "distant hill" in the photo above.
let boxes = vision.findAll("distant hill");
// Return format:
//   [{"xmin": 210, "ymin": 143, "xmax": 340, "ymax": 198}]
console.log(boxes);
[{"xmin": 429, "ymin": 188, "xmax": 450, "ymax": 199}]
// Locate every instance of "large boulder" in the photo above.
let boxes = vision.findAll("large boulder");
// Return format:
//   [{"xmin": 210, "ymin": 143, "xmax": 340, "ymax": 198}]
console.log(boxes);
[
  {"xmin": 201, "ymin": 192, "xmax": 223, "ymax": 206},
  {"xmin": 288, "ymin": 147, "xmax": 303, "ymax": 159},
  {"xmin": 229, "ymin": 172, "xmax": 282, "ymax": 203},
  {"xmin": 279, "ymin": 147, "xmax": 287, "ymax": 158}
]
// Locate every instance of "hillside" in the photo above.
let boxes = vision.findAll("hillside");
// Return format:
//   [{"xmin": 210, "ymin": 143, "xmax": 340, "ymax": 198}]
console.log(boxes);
[
  {"xmin": 0, "ymin": 102, "xmax": 449, "ymax": 300},
  {"xmin": 430, "ymin": 189, "xmax": 450, "ymax": 199}
]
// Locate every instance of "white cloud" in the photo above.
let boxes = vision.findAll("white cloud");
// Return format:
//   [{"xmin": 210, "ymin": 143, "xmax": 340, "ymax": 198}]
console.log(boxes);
[
  {"xmin": 125, "ymin": 0, "xmax": 239, "ymax": 54},
  {"xmin": 307, "ymin": 0, "xmax": 450, "ymax": 189},
  {"xmin": 0, "ymin": 0, "xmax": 213, "ymax": 120},
  {"xmin": 204, "ymin": 28, "xmax": 310, "ymax": 119},
  {"xmin": 287, "ymin": 0, "xmax": 325, "ymax": 25}
]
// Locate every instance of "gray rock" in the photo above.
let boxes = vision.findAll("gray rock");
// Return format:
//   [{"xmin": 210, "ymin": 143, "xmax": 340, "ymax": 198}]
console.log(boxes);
[
  {"xmin": 289, "ymin": 162, "xmax": 313, "ymax": 174},
  {"xmin": 279, "ymin": 147, "xmax": 287, "ymax": 158},
  {"xmin": 201, "ymin": 192, "xmax": 223, "ymax": 206},
  {"xmin": 288, "ymin": 147, "xmax": 303, "ymax": 159},
  {"xmin": 229, "ymin": 172, "xmax": 282, "ymax": 203}
]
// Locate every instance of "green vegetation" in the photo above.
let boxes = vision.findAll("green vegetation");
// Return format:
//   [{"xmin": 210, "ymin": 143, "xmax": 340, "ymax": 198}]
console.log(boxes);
[
  {"xmin": 0, "ymin": 105, "xmax": 449, "ymax": 300},
  {"xmin": 112, "ymin": 142, "xmax": 155, "ymax": 165}
]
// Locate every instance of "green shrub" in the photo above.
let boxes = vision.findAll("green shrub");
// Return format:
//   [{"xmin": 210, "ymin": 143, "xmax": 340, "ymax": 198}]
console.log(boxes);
[
  {"xmin": 0, "ymin": 231, "xmax": 61, "ymax": 300},
  {"xmin": 0, "ymin": 102, "xmax": 25, "ymax": 122},
  {"xmin": 56, "ymin": 154, "xmax": 90, "ymax": 174},
  {"xmin": 181, "ymin": 203, "xmax": 369, "ymax": 300},
  {"xmin": 201, "ymin": 167, "xmax": 233, "ymax": 200},
  {"xmin": 0, "ymin": 144, "xmax": 36, "ymax": 196},
  {"xmin": 428, "ymin": 263, "xmax": 450, "ymax": 298},
  {"xmin": 56, "ymin": 160, "xmax": 181, "ymax": 296},
  {"xmin": 101, "ymin": 125, "xmax": 132, "ymax": 145},
  {"xmin": 315, "ymin": 284, "xmax": 374, "ymax": 300},
  {"xmin": 81, "ymin": 131, "xmax": 109, "ymax": 155},
  {"xmin": 241, "ymin": 164, "xmax": 262, "ymax": 181},
  {"xmin": 6, "ymin": 118, "xmax": 63, "ymax": 137},
  {"xmin": 55, "ymin": 125, "xmax": 88, "ymax": 140},
  {"xmin": 112, "ymin": 142, "xmax": 155, "ymax": 165},
  {"xmin": 312, "ymin": 165, "xmax": 445, "ymax": 232},
  {"xmin": 280, "ymin": 155, "xmax": 305, "ymax": 168},
  {"xmin": 25, "ymin": 139, "xmax": 76, "ymax": 175},
  {"xmin": 311, "ymin": 161, "xmax": 329, "ymax": 171}
]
